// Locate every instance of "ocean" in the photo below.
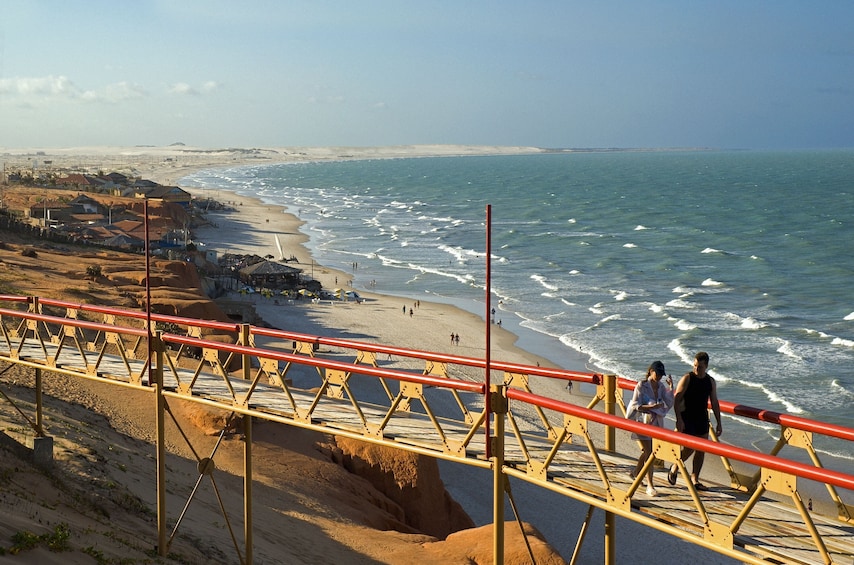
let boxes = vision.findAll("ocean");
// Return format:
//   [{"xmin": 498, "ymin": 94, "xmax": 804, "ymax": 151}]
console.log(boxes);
[{"xmin": 180, "ymin": 149, "xmax": 854, "ymax": 463}]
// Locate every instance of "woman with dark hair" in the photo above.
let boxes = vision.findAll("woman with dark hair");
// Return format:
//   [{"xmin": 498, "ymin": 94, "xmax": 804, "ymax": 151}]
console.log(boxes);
[{"xmin": 626, "ymin": 360, "xmax": 674, "ymax": 496}]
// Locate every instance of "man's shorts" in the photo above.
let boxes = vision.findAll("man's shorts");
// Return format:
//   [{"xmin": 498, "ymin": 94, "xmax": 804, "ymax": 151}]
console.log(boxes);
[{"xmin": 682, "ymin": 420, "xmax": 710, "ymax": 438}]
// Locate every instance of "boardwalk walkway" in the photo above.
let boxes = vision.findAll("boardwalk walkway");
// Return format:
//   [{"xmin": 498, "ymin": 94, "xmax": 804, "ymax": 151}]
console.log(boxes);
[{"xmin": 2, "ymin": 301, "xmax": 854, "ymax": 564}]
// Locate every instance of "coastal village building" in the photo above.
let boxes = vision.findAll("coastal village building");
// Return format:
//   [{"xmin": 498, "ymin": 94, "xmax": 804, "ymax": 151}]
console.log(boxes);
[
  {"xmin": 238, "ymin": 260, "xmax": 303, "ymax": 290},
  {"xmin": 132, "ymin": 183, "xmax": 192, "ymax": 208},
  {"xmin": 143, "ymin": 185, "xmax": 192, "ymax": 208},
  {"xmin": 130, "ymin": 180, "xmax": 160, "ymax": 197},
  {"xmin": 56, "ymin": 173, "xmax": 100, "ymax": 189},
  {"xmin": 25, "ymin": 200, "xmax": 66, "ymax": 227},
  {"xmin": 7, "ymin": 167, "xmax": 190, "ymax": 249},
  {"xmin": 69, "ymin": 194, "xmax": 102, "ymax": 214}
]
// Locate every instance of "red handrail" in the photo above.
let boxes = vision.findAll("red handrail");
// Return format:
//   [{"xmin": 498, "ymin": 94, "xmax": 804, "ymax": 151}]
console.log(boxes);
[
  {"xmin": 161, "ymin": 332, "xmax": 485, "ymax": 393},
  {"xmin": 3, "ymin": 295, "xmax": 853, "ymax": 453},
  {"xmin": 507, "ymin": 387, "xmax": 854, "ymax": 491}
]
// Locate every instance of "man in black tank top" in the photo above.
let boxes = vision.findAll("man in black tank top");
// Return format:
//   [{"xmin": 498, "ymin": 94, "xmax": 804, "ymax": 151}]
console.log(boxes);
[{"xmin": 666, "ymin": 351, "xmax": 722, "ymax": 491}]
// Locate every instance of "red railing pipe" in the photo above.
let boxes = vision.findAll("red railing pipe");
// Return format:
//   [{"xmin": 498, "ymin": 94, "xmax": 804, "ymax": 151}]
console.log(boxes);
[
  {"xmin": 0, "ymin": 307, "xmax": 149, "ymax": 338},
  {"xmin": 507, "ymin": 387, "xmax": 854, "ymax": 492},
  {"xmin": 161, "ymin": 333, "xmax": 485, "ymax": 394},
  {"xmin": 4, "ymin": 296, "xmax": 854, "ymax": 450}
]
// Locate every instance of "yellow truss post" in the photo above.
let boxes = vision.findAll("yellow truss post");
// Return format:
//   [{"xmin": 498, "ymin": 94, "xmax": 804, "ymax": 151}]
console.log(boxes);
[
  {"xmin": 603, "ymin": 373, "xmax": 617, "ymax": 565},
  {"xmin": 504, "ymin": 371, "xmax": 558, "ymax": 440},
  {"xmin": 767, "ymin": 426, "xmax": 854, "ymax": 523},
  {"xmin": 244, "ymin": 413, "xmax": 253, "ymax": 565},
  {"xmin": 34, "ymin": 367, "xmax": 44, "ymax": 436},
  {"xmin": 424, "ymin": 360, "xmax": 473, "ymax": 424},
  {"xmin": 732, "ymin": 467, "xmax": 831, "ymax": 563},
  {"xmin": 240, "ymin": 324, "xmax": 251, "ymax": 382}
]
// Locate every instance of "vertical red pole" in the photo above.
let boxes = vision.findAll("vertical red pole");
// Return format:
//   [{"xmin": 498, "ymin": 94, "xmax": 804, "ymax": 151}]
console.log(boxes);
[
  {"xmin": 142, "ymin": 198, "xmax": 153, "ymax": 372},
  {"xmin": 485, "ymin": 204, "xmax": 492, "ymax": 457},
  {"xmin": 144, "ymin": 200, "xmax": 152, "ymax": 380}
]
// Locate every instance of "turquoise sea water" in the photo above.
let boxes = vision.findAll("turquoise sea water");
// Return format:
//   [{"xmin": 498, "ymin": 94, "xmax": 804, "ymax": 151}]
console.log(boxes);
[{"xmin": 181, "ymin": 149, "xmax": 854, "ymax": 460}]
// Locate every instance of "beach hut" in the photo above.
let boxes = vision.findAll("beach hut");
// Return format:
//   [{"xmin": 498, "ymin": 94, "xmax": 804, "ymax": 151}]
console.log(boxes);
[{"xmin": 238, "ymin": 260, "xmax": 303, "ymax": 290}]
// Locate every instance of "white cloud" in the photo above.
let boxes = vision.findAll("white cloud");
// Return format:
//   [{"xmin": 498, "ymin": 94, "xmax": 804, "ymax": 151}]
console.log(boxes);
[
  {"xmin": 0, "ymin": 75, "xmax": 147, "ymax": 104},
  {"xmin": 169, "ymin": 82, "xmax": 198, "ymax": 96},
  {"xmin": 169, "ymin": 81, "xmax": 220, "ymax": 96},
  {"xmin": 0, "ymin": 75, "xmax": 79, "ymax": 98},
  {"xmin": 104, "ymin": 81, "xmax": 148, "ymax": 102},
  {"xmin": 81, "ymin": 81, "xmax": 147, "ymax": 103}
]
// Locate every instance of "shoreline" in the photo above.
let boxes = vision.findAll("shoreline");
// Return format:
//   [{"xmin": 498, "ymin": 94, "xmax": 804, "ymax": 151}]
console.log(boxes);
[
  {"xmin": 185, "ymin": 185, "xmax": 587, "ymax": 374},
  {"xmin": 170, "ymin": 156, "xmax": 596, "ymax": 376}
]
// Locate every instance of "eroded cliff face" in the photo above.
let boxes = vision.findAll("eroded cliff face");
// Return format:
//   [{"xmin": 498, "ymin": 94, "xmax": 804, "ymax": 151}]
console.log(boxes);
[
  {"xmin": 176, "ymin": 400, "xmax": 473, "ymax": 538},
  {"xmin": 328, "ymin": 436, "xmax": 475, "ymax": 539},
  {"xmin": 177, "ymin": 401, "xmax": 565, "ymax": 564}
]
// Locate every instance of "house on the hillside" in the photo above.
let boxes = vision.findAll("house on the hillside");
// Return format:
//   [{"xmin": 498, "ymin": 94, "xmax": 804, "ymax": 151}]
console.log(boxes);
[
  {"xmin": 139, "ymin": 185, "xmax": 192, "ymax": 208},
  {"xmin": 26, "ymin": 200, "xmax": 70, "ymax": 227},
  {"xmin": 131, "ymin": 179, "xmax": 159, "ymax": 193},
  {"xmin": 75, "ymin": 225, "xmax": 116, "ymax": 242},
  {"xmin": 102, "ymin": 233, "xmax": 145, "ymax": 250},
  {"xmin": 69, "ymin": 194, "xmax": 102, "ymax": 214},
  {"xmin": 56, "ymin": 173, "xmax": 103, "ymax": 189},
  {"xmin": 110, "ymin": 219, "xmax": 146, "ymax": 240},
  {"xmin": 102, "ymin": 172, "xmax": 130, "ymax": 186}
]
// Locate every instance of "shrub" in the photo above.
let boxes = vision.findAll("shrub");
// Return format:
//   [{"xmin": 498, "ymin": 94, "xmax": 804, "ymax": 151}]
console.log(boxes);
[{"xmin": 86, "ymin": 264, "xmax": 102, "ymax": 279}]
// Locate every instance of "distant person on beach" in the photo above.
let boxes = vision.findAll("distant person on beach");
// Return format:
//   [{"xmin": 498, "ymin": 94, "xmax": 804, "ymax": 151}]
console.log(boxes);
[
  {"xmin": 626, "ymin": 360, "xmax": 674, "ymax": 497},
  {"xmin": 667, "ymin": 351, "xmax": 722, "ymax": 492}
]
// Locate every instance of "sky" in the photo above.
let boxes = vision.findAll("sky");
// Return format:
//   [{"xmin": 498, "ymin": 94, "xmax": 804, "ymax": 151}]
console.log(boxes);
[{"xmin": 1, "ymin": 1, "xmax": 853, "ymax": 150}]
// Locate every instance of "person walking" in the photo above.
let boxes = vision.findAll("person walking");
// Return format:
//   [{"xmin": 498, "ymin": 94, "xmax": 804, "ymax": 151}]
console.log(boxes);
[
  {"xmin": 667, "ymin": 351, "xmax": 722, "ymax": 491},
  {"xmin": 626, "ymin": 361, "xmax": 674, "ymax": 496}
]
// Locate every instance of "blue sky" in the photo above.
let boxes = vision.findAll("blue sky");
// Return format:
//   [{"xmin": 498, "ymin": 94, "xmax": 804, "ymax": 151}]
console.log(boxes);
[{"xmin": 1, "ymin": 1, "xmax": 852, "ymax": 150}]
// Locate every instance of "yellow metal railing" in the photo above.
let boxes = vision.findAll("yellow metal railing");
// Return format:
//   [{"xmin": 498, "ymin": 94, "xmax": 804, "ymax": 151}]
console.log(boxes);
[{"xmin": 2, "ymin": 295, "xmax": 854, "ymax": 564}]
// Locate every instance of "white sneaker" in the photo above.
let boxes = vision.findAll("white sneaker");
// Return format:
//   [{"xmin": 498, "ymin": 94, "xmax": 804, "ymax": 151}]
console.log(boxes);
[
  {"xmin": 646, "ymin": 485, "xmax": 658, "ymax": 497},
  {"xmin": 629, "ymin": 471, "xmax": 646, "ymax": 487}
]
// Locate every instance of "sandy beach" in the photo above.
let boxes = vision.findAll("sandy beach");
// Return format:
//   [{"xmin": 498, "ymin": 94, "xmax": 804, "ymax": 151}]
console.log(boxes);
[{"xmin": 0, "ymin": 144, "xmax": 779, "ymax": 563}]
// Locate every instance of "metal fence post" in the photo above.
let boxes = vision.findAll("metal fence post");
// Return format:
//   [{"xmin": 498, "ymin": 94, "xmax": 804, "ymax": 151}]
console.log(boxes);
[
  {"xmin": 154, "ymin": 330, "xmax": 167, "ymax": 556},
  {"xmin": 604, "ymin": 373, "xmax": 617, "ymax": 565}
]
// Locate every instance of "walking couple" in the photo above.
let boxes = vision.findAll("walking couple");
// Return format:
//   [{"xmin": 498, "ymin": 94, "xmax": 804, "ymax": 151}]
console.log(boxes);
[{"xmin": 625, "ymin": 351, "xmax": 722, "ymax": 496}]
